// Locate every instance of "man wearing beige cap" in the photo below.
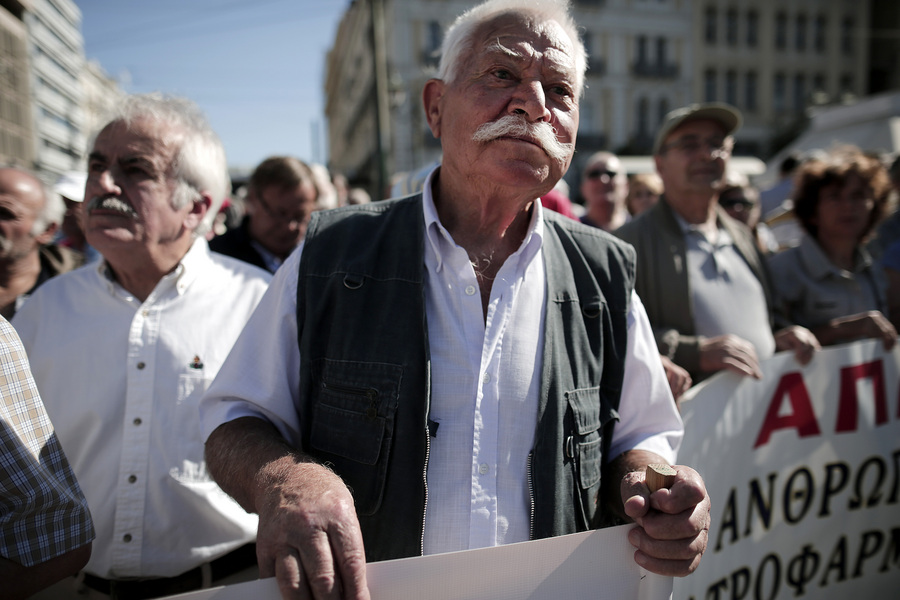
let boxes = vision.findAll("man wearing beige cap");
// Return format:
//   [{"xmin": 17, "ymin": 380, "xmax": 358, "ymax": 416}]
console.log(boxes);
[{"xmin": 616, "ymin": 103, "xmax": 819, "ymax": 382}]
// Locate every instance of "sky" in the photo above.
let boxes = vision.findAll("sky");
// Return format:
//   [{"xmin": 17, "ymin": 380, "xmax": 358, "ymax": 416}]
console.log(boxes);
[{"xmin": 77, "ymin": 0, "xmax": 351, "ymax": 171}]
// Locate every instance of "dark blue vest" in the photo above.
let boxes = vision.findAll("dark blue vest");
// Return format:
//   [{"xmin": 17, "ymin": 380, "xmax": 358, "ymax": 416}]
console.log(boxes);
[{"xmin": 295, "ymin": 195, "xmax": 635, "ymax": 561}]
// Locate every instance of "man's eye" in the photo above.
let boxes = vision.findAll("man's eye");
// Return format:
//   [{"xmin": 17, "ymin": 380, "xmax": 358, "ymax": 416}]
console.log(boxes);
[
  {"xmin": 550, "ymin": 85, "xmax": 571, "ymax": 97},
  {"xmin": 0, "ymin": 208, "xmax": 16, "ymax": 220},
  {"xmin": 494, "ymin": 69, "xmax": 512, "ymax": 80}
]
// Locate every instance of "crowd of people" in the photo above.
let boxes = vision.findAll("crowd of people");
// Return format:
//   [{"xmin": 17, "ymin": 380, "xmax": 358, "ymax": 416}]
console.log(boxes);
[{"xmin": 2, "ymin": 1, "xmax": 899, "ymax": 599}]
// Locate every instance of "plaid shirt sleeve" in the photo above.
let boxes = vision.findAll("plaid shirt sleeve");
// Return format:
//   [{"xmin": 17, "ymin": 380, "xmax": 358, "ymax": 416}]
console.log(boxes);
[{"xmin": 0, "ymin": 317, "xmax": 94, "ymax": 566}]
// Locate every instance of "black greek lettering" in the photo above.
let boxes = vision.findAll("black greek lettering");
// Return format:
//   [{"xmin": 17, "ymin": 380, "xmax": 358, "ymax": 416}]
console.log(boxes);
[
  {"xmin": 848, "ymin": 456, "xmax": 886, "ymax": 510},
  {"xmin": 744, "ymin": 473, "xmax": 777, "ymax": 537},
  {"xmin": 853, "ymin": 529, "xmax": 884, "ymax": 578},
  {"xmin": 716, "ymin": 487, "xmax": 740, "ymax": 551},
  {"xmin": 731, "ymin": 566, "xmax": 751, "ymax": 599},
  {"xmin": 819, "ymin": 535, "xmax": 848, "ymax": 587},
  {"xmin": 888, "ymin": 449, "xmax": 900, "ymax": 504},
  {"xmin": 786, "ymin": 544, "xmax": 820, "ymax": 595},
  {"xmin": 704, "ymin": 578, "xmax": 728, "ymax": 600},
  {"xmin": 783, "ymin": 467, "xmax": 814, "ymax": 524},
  {"xmin": 754, "ymin": 553, "xmax": 781, "ymax": 600},
  {"xmin": 818, "ymin": 461, "xmax": 850, "ymax": 517},
  {"xmin": 880, "ymin": 527, "xmax": 900, "ymax": 573}
]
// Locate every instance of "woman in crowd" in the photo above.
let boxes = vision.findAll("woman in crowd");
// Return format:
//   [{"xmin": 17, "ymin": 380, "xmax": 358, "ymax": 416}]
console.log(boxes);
[
  {"xmin": 768, "ymin": 145, "xmax": 896, "ymax": 349},
  {"xmin": 624, "ymin": 172, "xmax": 662, "ymax": 217}
]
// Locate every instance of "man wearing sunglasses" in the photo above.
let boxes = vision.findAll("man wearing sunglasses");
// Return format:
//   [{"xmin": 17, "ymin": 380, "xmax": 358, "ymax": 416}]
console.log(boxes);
[
  {"xmin": 578, "ymin": 151, "xmax": 630, "ymax": 232},
  {"xmin": 616, "ymin": 103, "xmax": 819, "ymax": 382}
]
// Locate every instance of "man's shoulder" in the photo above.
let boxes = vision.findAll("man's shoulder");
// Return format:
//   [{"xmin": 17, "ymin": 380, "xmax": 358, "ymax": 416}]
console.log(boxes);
[{"xmin": 614, "ymin": 203, "xmax": 668, "ymax": 243}]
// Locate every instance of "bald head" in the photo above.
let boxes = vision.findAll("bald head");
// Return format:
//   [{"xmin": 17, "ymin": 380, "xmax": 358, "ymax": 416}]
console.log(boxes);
[{"xmin": 0, "ymin": 168, "xmax": 59, "ymax": 263}]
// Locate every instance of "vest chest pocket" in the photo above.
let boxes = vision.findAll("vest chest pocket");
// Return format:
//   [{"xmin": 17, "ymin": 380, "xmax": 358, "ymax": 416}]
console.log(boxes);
[
  {"xmin": 309, "ymin": 359, "xmax": 402, "ymax": 515},
  {"xmin": 565, "ymin": 387, "xmax": 618, "ymax": 490}
]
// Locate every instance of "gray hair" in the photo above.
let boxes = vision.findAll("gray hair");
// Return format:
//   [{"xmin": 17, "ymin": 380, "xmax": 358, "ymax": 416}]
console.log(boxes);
[
  {"xmin": 95, "ymin": 93, "xmax": 229, "ymax": 236},
  {"xmin": 437, "ymin": 0, "xmax": 586, "ymax": 97}
]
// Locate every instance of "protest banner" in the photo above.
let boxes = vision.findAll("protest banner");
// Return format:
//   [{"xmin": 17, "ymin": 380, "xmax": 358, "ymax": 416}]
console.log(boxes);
[
  {"xmin": 673, "ymin": 340, "xmax": 900, "ymax": 599},
  {"xmin": 163, "ymin": 525, "xmax": 672, "ymax": 599}
]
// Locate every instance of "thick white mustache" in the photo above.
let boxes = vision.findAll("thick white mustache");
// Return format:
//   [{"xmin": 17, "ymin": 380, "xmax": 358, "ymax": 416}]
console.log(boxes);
[
  {"xmin": 85, "ymin": 196, "xmax": 138, "ymax": 218},
  {"xmin": 472, "ymin": 115, "xmax": 573, "ymax": 163}
]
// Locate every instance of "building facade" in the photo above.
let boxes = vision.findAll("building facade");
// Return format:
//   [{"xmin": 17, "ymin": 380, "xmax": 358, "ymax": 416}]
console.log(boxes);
[
  {"xmin": 325, "ymin": 0, "xmax": 888, "ymax": 197},
  {"xmin": 0, "ymin": 0, "xmax": 34, "ymax": 169}
]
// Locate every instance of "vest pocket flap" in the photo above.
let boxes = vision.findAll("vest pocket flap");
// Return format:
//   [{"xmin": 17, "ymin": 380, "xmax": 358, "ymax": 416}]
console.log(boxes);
[
  {"xmin": 566, "ymin": 387, "xmax": 607, "ymax": 435},
  {"xmin": 310, "ymin": 403, "xmax": 386, "ymax": 465}
]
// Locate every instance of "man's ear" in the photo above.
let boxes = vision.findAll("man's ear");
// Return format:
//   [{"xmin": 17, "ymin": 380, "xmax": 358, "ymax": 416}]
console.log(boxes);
[
  {"xmin": 185, "ymin": 192, "xmax": 212, "ymax": 230},
  {"xmin": 422, "ymin": 78, "xmax": 445, "ymax": 139},
  {"xmin": 34, "ymin": 222, "xmax": 58, "ymax": 245}
]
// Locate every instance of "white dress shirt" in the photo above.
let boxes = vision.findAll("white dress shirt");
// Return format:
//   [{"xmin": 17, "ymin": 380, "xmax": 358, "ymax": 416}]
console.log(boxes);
[
  {"xmin": 13, "ymin": 239, "xmax": 271, "ymax": 579},
  {"xmin": 201, "ymin": 169, "xmax": 682, "ymax": 555}
]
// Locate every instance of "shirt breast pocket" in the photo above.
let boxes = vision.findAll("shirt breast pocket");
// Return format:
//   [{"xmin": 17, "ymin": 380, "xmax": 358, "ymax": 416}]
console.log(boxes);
[
  {"xmin": 566, "ymin": 386, "xmax": 617, "ymax": 490},
  {"xmin": 309, "ymin": 359, "xmax": 402, "ymax": 515},
  {"xmin": 172, "ymin": 372, "xmax": 214, "ymax": 478}
]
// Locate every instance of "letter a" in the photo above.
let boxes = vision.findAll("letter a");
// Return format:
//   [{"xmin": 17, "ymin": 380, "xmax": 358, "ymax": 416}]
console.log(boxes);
[{"xmin": 754, "ymin": 372, "xmax": 821, "ymax": 448}]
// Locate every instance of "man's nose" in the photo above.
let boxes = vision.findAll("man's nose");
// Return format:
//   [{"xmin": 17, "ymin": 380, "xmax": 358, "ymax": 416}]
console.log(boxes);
[
  {"xmin": 92, "ymin": 169, "xmax": 121, "ymax": 195},
  {"xmin": 509, "ymin": 81, "xmax": 551, "ymax": 122}
]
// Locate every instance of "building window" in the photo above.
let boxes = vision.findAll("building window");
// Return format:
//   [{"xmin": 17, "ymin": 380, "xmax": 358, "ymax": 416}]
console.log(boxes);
[
  {"xmin": 636, "ymin": 35, "xmax": 647, "ymax": 64},
  {"xmin": 745, "ymin": 71, "xmax": 758, "ymax": 112},
  {"xmin": 793, "ymin": 74, "xmax": 806, "ymax": 112},
  {"xmin": 774, "ymin": 72, "xmax": 786, "ymax": 112},
  {"xmin": 427, "ymin": 21, "xmax": 442, "ymax": 52},
  {"xmin": 795, "ymin": 14, "xmax": 807, "ymax": 51},
  {"xmin": 814, "ymin": 15, "xmax": 827, "ymax": 53},
  {"xmin": 637, "ymin": 97, "xmax": 649, "ymax": 136},
  {"xmin": 725, "ymin": 70, "xmax": 737, "ymax": 106},
  {"xmin": 840, "ymin": 74, "xmax": 854, "ymax": 95},
  {"xmin": 655, "ymin": 37, "xmax": 667, "ymax": 66},
  {"xmin": 705, "ymin": 7, "xmax": 717, "ymax": 44},
  {"xmin": 658, "ymin": 98, "xmax": 669, "ymax": 125},
  {"xmin": 841, "ymin": 17, "xmax": 854, "ymax": 55},
  {"xmin": 775, "ymin": 12, "xmax": 787, "ymax": 50},
  {"xmin": 747, "ymin": 10, "xmax": 759, "ymax": 47},
  {"xmin": 726, "ymin": 9, "xmax": 738, "ymax": 46},
  {"xmin": 704, "ymin": 69, "xmax": 717, "ymax": 102},
  {"xmin": 813, "ymin": 73, "xmax": 826, "ymax": 95}
]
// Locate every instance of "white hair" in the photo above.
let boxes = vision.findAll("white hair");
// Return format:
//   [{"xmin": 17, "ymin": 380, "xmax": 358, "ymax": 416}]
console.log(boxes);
[
  {"xmin": 437, "ymin": 0, "xmax": 586, "ymax": 97},
  {"xmin": 95, "ymin": 93, "xmax": 229, "ymax": 236},
  {"xmin": 32, "ymin": 185, "xmax": 65, "ymax": 236}
]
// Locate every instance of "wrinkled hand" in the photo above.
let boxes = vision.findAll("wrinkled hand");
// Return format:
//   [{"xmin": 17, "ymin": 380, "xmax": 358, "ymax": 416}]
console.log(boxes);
[
  {"xmin": 774, "ymin": 325, "xmax": 820, "ymax": 365},
  {"xmin": 698, "ymin": 334, "xmax": 761, "ymax": 379},
  {"xmin": 255, "ymin": 463, "xmax": 370, "ymax": 600},
  {"xmin": 621, "ymin": 465, "xmax": 710, "ymax": 577},
  {"xmin": 660, "ymin": 355, "xmax": 692, "ymax": 402},
  {"xmin": 834, "ymin": 311, "xmax": 897, "ymax": 350}
]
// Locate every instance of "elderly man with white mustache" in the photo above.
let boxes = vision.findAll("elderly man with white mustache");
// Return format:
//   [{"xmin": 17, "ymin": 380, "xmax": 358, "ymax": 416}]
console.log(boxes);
[
  {"xmin": 201, "ymin": 1, "xmax": 710, "ymax": 599},
  {"xmin": 13, "ymin": 93, "xmax": 271, "ymax": 599}
]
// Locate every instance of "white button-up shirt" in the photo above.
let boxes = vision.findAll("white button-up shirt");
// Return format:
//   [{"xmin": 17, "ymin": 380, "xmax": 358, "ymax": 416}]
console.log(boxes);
[
  {"xmin": 201, "ymin": 169, "xmax": 682, "ymax": 555},
  {"xmin": 13, "ymin": 239, "xmax": 271, "ymax": 579}
]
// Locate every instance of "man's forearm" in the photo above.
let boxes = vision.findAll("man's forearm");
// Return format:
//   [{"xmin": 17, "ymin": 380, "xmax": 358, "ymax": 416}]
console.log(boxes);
[
  {"xmin": 3, "ymin": 543, "xmax": 91, "ymax": 600},
  {"xmin": 205, "ymin": 416, "xmax": 310, "ymax": 513}
]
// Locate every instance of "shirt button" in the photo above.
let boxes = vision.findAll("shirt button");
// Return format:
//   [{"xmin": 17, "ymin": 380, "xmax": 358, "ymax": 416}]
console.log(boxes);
[
  {"xmin": 128, "ymin": 475, "xmax": 137, "ymax": 483},
  {"xmin": 142, "ymin": 310, "xmax": 149, "ymax": 317},
  {"xmin": 133, "ymin": 418, "xmax": 142, "ymax": 426},
  {"xmin": 137, "ymin": 362, "xmax": 145, "ymax": 370},
  {"xmin": 123, "ymin": 534, "xmax": 133, "ymax": 543},
  {"xmin": 479, "ymin": 463, "xmax": 489, "ymax": 475},
  {"xmin": 482, "ymin": 372, "xmax": 491, "ymax": 384},
  {"xmin": 465, "ymin": 285, "xmax": 476, "ymax": 296}
]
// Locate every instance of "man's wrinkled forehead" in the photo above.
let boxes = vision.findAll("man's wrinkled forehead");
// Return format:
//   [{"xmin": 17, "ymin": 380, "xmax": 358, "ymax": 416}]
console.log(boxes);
[{"xmin": 472, "ymin": 12, "xmax": 576, "ymax": 74}]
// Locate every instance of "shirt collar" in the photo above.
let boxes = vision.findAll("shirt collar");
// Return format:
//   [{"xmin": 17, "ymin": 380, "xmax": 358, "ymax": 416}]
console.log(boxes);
[
  {"xmin": 96, "ymin": 237, "xmax": 210, "ymax": 299},
  {"xmin": 798, "ymin": 234, "xmax": 874, "ymax": 280},
  {"xmin": 421, "ymin": 166, "xmax": 545, "ymax": 273}
]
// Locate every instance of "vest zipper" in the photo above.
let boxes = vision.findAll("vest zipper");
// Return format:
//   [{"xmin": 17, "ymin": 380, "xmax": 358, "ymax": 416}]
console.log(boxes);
[
  {"xmin": 527, "ymin": 450, "xmax": 535, "ymax": 540},
  {"xmin": 420, "ymin": 423, "xmax": 431, "ymax": 556}
]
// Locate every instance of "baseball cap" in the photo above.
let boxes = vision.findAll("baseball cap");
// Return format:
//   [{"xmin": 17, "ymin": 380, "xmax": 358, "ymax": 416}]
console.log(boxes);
[
  {"xmin": 653, "ymin": 102, "xmax": 743, "ymax": 156},
  {"xmin": 54, "ymin": 171, "xmax": 87, "ymax": 202}
]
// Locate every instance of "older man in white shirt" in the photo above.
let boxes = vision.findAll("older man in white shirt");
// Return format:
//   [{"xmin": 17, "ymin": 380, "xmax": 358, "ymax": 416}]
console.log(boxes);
[{"xmin": 14, "ymin": 93, "xmax": 271, "ymax": 599}]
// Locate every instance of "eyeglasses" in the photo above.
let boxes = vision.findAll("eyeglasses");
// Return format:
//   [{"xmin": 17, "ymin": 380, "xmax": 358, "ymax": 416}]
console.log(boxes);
[
  {"xmin": 719, "ymin": 197, "xmax": 755, "ymax": 210},
  {"xmin": 585, "ymin": 169, "xmax": 619, "ymax": 183},
  {"xmin": 660, "ymin": 137, "xmax": 731, "ymax": 158},
  {"xmin": 256, "ymin": 192, "xmax": 312, "ymax": 226}
]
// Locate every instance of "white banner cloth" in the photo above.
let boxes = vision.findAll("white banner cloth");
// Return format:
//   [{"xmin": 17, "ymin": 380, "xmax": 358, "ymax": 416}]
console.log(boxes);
[
  {"xmin": 673, "ymin": 340, "xmax": 900, "ymax": 599},
  {"xmin": 164, "ymin": 526, "xmax": 672, "ymax": 599}
]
